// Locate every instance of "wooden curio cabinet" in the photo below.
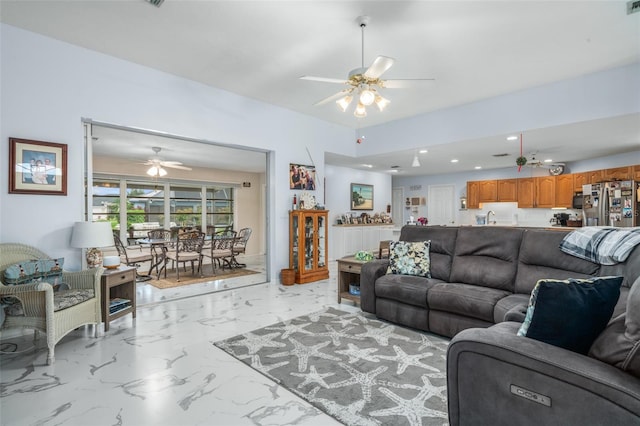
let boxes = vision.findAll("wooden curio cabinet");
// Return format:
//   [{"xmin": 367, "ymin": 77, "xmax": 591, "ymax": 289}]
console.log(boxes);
[{"xmin": 289, "ymin": 209, "xmax": 329, "ymax": 284}]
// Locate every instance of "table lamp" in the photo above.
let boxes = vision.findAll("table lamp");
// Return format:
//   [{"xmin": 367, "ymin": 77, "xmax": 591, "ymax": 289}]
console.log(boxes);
[{"xmin": 71, "ymin": 221, "xmax": 115, "ymax": 268}]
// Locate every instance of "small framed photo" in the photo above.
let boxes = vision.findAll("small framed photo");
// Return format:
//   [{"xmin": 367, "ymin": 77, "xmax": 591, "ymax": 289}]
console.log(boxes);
[
  {"xmin": 351, "ymin": 183, "xmax": 373, "ymax": 210},
  {"xmin": 9, "ymin": 138, "xmax": 68, "ymax": 195},
  {"xmin": 290, "ymin": 163, "xmax": 317, "ymax": 190}
]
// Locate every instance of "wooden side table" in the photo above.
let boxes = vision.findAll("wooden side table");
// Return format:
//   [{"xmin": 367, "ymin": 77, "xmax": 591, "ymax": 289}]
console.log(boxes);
[
  {"xmin": 101, "ymin": 266, "xmax": 136, "ymax": 332},
  {"xmin": 337, "ymin": 256, "xmax": 367, "ymax": 305}
]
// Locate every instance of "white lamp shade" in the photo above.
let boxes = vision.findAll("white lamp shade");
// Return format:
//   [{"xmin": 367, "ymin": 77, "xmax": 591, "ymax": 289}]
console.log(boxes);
[
  {"xmin": 359, "ymin": 89, "xmax": 375, "ymax": 106},
  {"xmin": 71, "ymin": 222, "xmax": 115, "ymax": 248},
  {"xmin": 147, "ymin": 166, "xmax": 167, "ymax": 177},
  {"xmin": 354, "ymin": 102, "xmax": 367, "ymax": 118}
]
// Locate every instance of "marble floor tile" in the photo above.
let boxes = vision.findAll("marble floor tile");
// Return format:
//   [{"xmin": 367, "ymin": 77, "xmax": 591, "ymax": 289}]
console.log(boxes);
[{"xmin": 0, "ymin": 259, "xmax": 360, "ymax": 426}]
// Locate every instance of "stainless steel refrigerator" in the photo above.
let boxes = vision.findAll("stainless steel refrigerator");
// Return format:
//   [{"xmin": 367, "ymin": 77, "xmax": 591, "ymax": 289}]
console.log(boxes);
[{"xmin": 582, "ymin": 180, "xmax": 638, "ymax": 227}]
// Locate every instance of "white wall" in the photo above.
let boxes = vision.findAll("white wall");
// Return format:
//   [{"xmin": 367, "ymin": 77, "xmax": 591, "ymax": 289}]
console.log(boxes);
[
  {"xmin": 393, "ymin": 150, "xmax": 640, "ymax": 227},
  {"xmin": 0, "ymin": 24, "xmax": 355, "ymax": 274}
]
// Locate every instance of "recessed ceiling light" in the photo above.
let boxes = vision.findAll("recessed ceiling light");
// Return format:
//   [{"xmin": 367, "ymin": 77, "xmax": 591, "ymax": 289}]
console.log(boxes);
[
  {"xmin": 544, "ymin": 159, "xmax": 553, "ymax": 163},
  {"xmin": 362, "ymin": 164, "xmax": 373, "ymax": 168},
  {"xmin": 506, "ymin": 136, "xmax": 518, "ymax": 141},
  {"xmin": 389, "ymin": 169, "xmax": 398, "ymax": 173},
  {"xmin": 419, "ymin": 149, "xmax": 428, "ymax": 154},
  {"xmin": 451, "ymin": 159, "xmax": 459, "ymax": 163},
  {"xmin": 475, "ymin": 166, "xmax": 482, "ymax": 169}
]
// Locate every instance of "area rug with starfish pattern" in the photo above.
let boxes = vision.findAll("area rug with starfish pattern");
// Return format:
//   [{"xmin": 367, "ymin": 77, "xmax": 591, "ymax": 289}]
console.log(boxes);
[{"xmin": 214, "ymin": 307, "xmax": 450, "ymax": 425}]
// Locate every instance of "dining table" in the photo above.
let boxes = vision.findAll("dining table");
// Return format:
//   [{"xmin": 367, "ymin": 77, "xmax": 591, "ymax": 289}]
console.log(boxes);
[{"xmin": 137, "ymin": 235, "xmax": 213, "ymax": 279}]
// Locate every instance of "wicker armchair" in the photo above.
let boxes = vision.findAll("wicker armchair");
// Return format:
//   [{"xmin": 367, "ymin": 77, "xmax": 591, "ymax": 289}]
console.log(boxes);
[{"xmin": 0, "ymin": 243, "xmax": 102, "ymax": 365}]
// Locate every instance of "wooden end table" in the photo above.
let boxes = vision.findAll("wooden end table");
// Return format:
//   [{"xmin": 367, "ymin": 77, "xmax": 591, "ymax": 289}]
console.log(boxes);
[
  {"xmin": 337, "ymin": 256, "xmax": 368, "ymax": 305},
  {"xmin": 101, "ymin": 266, "xmax": 136, "ymax": 331}
]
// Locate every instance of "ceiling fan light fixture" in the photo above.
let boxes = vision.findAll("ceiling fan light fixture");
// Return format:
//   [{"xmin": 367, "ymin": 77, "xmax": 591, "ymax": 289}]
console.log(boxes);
[
  {"xmin": 412, "ymin": 154, "xmax": 421, "ymax": 168},
  {"xmin": 336, "ymin": 95, "xmax": 353, "ymax": 112},
  {"xmin": 354, "ymin": 102, "xmax": 367, "ymax": 118},
  {"xmin": 147, "ymin": 165, "xmax": 167, "ymax": 177},
  {"xmin": 374, "ymin": 94, "xmax": 390, "ymax": 111},
  {"xmin": 359, "ymin": 88, "xmax": 375, "ymax": 106}
]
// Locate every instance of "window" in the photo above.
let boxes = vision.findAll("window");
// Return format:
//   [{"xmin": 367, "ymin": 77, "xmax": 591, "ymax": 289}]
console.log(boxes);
[{"xmin": 92, "ymin": 178, "xmax": 234, "ymax": 235}]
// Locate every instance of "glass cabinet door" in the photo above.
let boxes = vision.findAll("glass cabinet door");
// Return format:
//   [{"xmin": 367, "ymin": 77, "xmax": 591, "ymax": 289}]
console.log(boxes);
[
  {"xmin": 291, "ymin": 213, "xmax": 299, "ymax": 272},
  {"xmin": 304, "ymin": 214, "xmax": 314, "ymax": 272},
  {"xmin": 317, "ymin": 214, "xmax": 325, "ymax": 268}
]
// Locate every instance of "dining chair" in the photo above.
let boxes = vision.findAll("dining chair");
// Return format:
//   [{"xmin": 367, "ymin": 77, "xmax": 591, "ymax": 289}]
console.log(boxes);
[
  {"xmin": 200, "ymin": 234, "xmax": 236, "ymax": 276},
  {"xmin": 231, "ymin": 227, "xmax": 252, "ymax": 268},
  {"xmin": 112, "ymin": 232, "xmax": 153, "ymax": 281},
  {"xmin": 159, "ymin": 231, "xmax": 205, "ymax": 281},
  {"xmin": 146, "ymin": 229, "xmax": 172, "ymax": 276}
]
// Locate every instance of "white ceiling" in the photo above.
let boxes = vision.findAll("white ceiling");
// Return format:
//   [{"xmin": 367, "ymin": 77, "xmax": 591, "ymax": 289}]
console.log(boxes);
[{"xmin": 2, "ymin": 1, "xmax": 639, "ymax": 176}]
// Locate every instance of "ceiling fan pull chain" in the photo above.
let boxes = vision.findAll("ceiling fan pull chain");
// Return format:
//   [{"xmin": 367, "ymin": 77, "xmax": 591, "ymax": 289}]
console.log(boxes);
[{"xmin": 361, "ymin": 21, "xmax": 365, "ymax": 68}]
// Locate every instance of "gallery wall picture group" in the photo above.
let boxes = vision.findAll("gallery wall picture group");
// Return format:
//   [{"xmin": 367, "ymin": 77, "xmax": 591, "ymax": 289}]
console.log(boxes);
[
  {"xmin": 351, "ymin": 183, "xmax": 373, "ymax": 210},
  {"xmin": 289, "ymin": 163, "xmax": 316, "ymax": 190},
  {"xmin": 9, "ymin": 138, "xmax": 68, "ymax": 195}
]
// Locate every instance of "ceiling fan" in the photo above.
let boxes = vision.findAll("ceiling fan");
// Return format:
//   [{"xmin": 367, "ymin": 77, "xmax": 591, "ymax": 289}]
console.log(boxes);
[
  {"xmin": 299, "ymin": 16, "xmax": 434, "ymax": 118},
  {"xmin": 524, "ymin": 152, "xmax": 566, "ymax": 175},
  {"xmin": 142, "ymin": 147, "xmax": 192, "ymax": 177}
]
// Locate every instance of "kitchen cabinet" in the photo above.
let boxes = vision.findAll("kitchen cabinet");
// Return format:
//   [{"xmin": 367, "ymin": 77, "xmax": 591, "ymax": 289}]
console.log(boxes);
[
  {"xmin": 289, "ymin": 210, "xmax": 329, "ymax": 284},
  {"xmin": 634, "ymin": 165, "xmax": 640, "ymax": 181},
  {"xmin": 603, "ymin": 166, "xmax": 632, "ymax": 181},
  {"xmin": 497, "ymin": 179, "xmax": 518, "ymax": 202},
  {"xmin": 332, "ymin": 224, "xmax": 394, "ymax": 260},
  {"xmin": 478, "ymin": 180, "xmax": 498, "ymax": 202},
  {"xmin": 573, "ymin": 172, "xmax": 587, "ymax": 192},
  {"xmin": 554, "ymin": 174, "xmax": 574, "ymax": 208},
  {"xmin": 517, "ymin": 178, "xmax": 535, "ymax": 208},
  {"xmin": 586, "ymin": 170, "xmax": 604, "ymax": 184},
  {"xmin": 535, "ymin": 176, "xmax": 556, "ymax": 208},
  {"xmin": 467, "ymin": 181, "xmax": 480, "ymax": 209}
]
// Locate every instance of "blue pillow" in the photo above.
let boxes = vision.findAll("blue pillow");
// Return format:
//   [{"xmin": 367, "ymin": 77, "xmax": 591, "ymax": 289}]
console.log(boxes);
[{"xmin": 517, "ymin": 276, "xmax": 622, "ymax": 354}]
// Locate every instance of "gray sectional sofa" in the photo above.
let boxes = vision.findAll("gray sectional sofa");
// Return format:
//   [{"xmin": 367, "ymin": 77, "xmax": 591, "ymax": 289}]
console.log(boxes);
[{"xmin": 360, "ymin": 225, "xmax": 640, "ymax": 424}]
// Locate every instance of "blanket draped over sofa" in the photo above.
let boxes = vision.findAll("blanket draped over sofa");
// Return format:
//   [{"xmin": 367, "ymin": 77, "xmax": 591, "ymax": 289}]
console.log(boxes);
[{"xmin": 360, "ymin": 225, "xmax": 640, "ymax": 425}]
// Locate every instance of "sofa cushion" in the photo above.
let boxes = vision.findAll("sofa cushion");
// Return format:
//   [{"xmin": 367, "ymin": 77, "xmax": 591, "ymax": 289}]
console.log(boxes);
[
  {"xmin": 449, "ymin": 227, "xmax": 524, "ymax": 292},
  {"xmin": 6, "ymin": 288, "xmax": 95, "ymax": 315},
  {"xmin": 400, "ymin": 226, "xmax": 458, "ymax": 281},
  {"xmin": 427, "ymin": 282, "xmax": 511, "ymax": 322},
  {"xmin": 517, "ymin": 276, "xmax": 623, "ymax": 354},
  {"xmin": 375, "ymin": 274, "xmax": 442, "ymax": 308},
  {"xmin": 493, "ymin": 293, "xmax": 530, "ymax": 323},
  {"xmin": 386, "ymin": 240, "xmax": 431, "ymax": 278},
  {"xmin": 514, "ymin": 229, "xmax": 599, "ymax": 295},
  {"xmin": 589, "ymin": 277, "xmax": 640, "ymax": 378}
]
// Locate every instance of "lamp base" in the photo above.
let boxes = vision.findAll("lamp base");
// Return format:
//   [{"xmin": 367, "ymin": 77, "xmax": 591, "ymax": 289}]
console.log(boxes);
[{"xmin": 86, "ymin": 247, "xmax": 103, "ymax": 268}]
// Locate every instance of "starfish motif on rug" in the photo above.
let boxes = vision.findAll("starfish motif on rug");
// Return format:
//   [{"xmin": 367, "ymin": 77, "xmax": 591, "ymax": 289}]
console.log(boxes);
[
  {"xmin": 358, "ymin": 324, "xmax": 411, "ymax": 346},
  {"xmin": 329, "ymin": 362, "xmax": 389, "ymax": 402},
  {"xmin": 265, "ymin": 321, "xmax": 314, "ymax": 339},
  {"xmin": 376, "ymin": 345, "xmax": 439, "ymax": 374},
  {"xmin": 417, "ymin": 334, "xmax": 449, "ymax": 352},
  {"xmin": 369, "ymin": 374, "xmax": 448, "ymax": 426},
  {"xmin": 316, "ymin": 324, "xmax": 364, "ymax": 346},
  {"xmin": 227, "ymin": 331, "xmax": 286, "ymax": 355},
  {"xmin": 290, "ymin": 365, "xmax": 335, "ymax": 389},
  {"xmin": 307, "ymin": 386, "xmax": 378, "ymax": 426},
  {"xmin": 268, "ymin": 337, "xmax": 341, "ymax": 372},
  {"xmin": 248, "ymin": 355, "xmax": 289, "ymax": 378},
  {"xmin": 334, "ymin": 343, "xmax": 381, "ymax": 364}
]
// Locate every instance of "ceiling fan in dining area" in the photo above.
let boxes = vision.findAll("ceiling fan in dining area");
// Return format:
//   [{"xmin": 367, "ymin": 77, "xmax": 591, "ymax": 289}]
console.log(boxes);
[
  {"xmin": 142, "ymin": 146, "xmax": 192, "ymax": 177},
  {"xmin": 299, "ymin": 15, "xmax": 435, "ymax": 118}
]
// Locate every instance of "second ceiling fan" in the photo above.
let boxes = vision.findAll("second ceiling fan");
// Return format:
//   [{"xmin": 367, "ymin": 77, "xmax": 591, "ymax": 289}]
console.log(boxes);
[{"xmin": 300, "ymin": 16, "xmax": 434, "ymax": 118}]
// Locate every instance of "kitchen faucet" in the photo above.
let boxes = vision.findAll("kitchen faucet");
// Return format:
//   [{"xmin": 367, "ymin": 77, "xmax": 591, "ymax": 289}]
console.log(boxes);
[{"xmin": 486, "ymin": 210, "xmax": 496, "ymax": 225}]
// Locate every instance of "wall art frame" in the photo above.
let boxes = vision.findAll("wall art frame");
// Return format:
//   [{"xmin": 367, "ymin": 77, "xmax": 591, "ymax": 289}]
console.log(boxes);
[
  {"xmin": 289, "ymin": 163, "xmax": 317, "ymax": 190},
  {"xmin": 351, "ymin": 183, "xmax": 373, "ymax": 210},
  {"xmin": 9, "ymin": 137, "xmax": 68, "ymax": 195}
]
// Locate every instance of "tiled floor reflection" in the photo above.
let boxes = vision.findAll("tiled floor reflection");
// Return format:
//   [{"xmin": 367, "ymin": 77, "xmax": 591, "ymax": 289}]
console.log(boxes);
[{"xmin": 1, "ymin": 259, "xmax": 358, "ymax": 426}]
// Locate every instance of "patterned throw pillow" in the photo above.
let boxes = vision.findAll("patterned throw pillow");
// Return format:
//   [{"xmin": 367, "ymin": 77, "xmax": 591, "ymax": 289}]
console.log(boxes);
[
  {"xmin": 3, "ymin": 258, "xmax": 64, "ymax": 286},
  {"xmin": 517, "ymin": 276, "xmax": 623, "ymax": 354},
  {"xmin": 386, "ymin": 240, "xmax": 431, "ymax": 277}
]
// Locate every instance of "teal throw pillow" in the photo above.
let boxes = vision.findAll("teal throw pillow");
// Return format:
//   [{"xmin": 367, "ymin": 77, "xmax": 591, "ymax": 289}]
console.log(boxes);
[
  {"xmin": 4, "ymin": 258, "xmax": 64, "ymax": 286},
  {"xmin": 517, "ymin": 276, "xmax": 623, "ymax": 355},
  {"xmin": 386, "ymin": 240, "xmax": 431, "ymax": 278}
]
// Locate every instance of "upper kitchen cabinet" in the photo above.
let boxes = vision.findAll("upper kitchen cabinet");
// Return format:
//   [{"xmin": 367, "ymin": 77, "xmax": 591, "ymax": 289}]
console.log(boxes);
[
  {"xmin": 603, "ymin": 166, "xmax": 632, "ymax": 181},
  {"xmin": 555, "ymin": 174, "xmax": 574, "ymax": 208},
  {"xmin": 517, "ymin": 178, "xmax": 535, "ymax": 208},
  {"xmin": 478, "ymin": 180, "xmax": 498, "ymax": 203},
  {"xmin": 634, "ymin": 165, "xmax": 640, "ymax": 181},
  {"xmin": 535, "ymin": 176, "xmax": 556, "ymax": 208},
  {"xmin": 497, "ymin": 179, "xmax": 518, "ymax": 202},
  {"xmin": 467, "ymin": 181, "xmax": 480, "ymax": 209},
  {"xmin": 586, "ymin": 169, "xmax": 604, "ymax": 184}
]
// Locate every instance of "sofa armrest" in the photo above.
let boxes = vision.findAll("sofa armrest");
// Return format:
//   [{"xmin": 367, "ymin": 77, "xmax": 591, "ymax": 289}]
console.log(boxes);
[
  {"xmin": 447, "ymin": 322, "xmax": 640, "ymax": 426},
  {"xmin": 360, "ymin": 259, "xmax": 388, "ymax": 314}
]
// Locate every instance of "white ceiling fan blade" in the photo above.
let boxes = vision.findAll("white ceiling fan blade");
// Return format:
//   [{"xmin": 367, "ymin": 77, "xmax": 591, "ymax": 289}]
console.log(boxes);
[
  {"xmin": 163, "ymin": 164, "xmax": 192, "ymax": 171},
  {"xmin": 364, "ymin": 56, "xmax": 394, "ymax": 79},
  {"xmin": 300, "ymin": 76, "xmax": 349, "ymax": 84},
  {"xmin": 314, "ymin": 89, "xmax": 353, "ymax": 106},
  {"xmin": 159, "ymin": 160, "xmax": 183, "ymax": 166},
  {"xmin": 383, "ymin": 78, "xmax": 436, "ymax": 89}
]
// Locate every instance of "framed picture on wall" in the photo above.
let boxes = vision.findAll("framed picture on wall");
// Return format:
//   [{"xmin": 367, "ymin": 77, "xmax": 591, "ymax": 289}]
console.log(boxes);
[
  {"xmin": 9, "ymin": 138, "xmax": 68, "ymax": 195},
  {"xmin": 351, "ymin": 183, "xmax": 373, "ymax": 210},
  {"xmin": 289, "ymin": 163, "xmax": 317, "ymax": 190}
]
